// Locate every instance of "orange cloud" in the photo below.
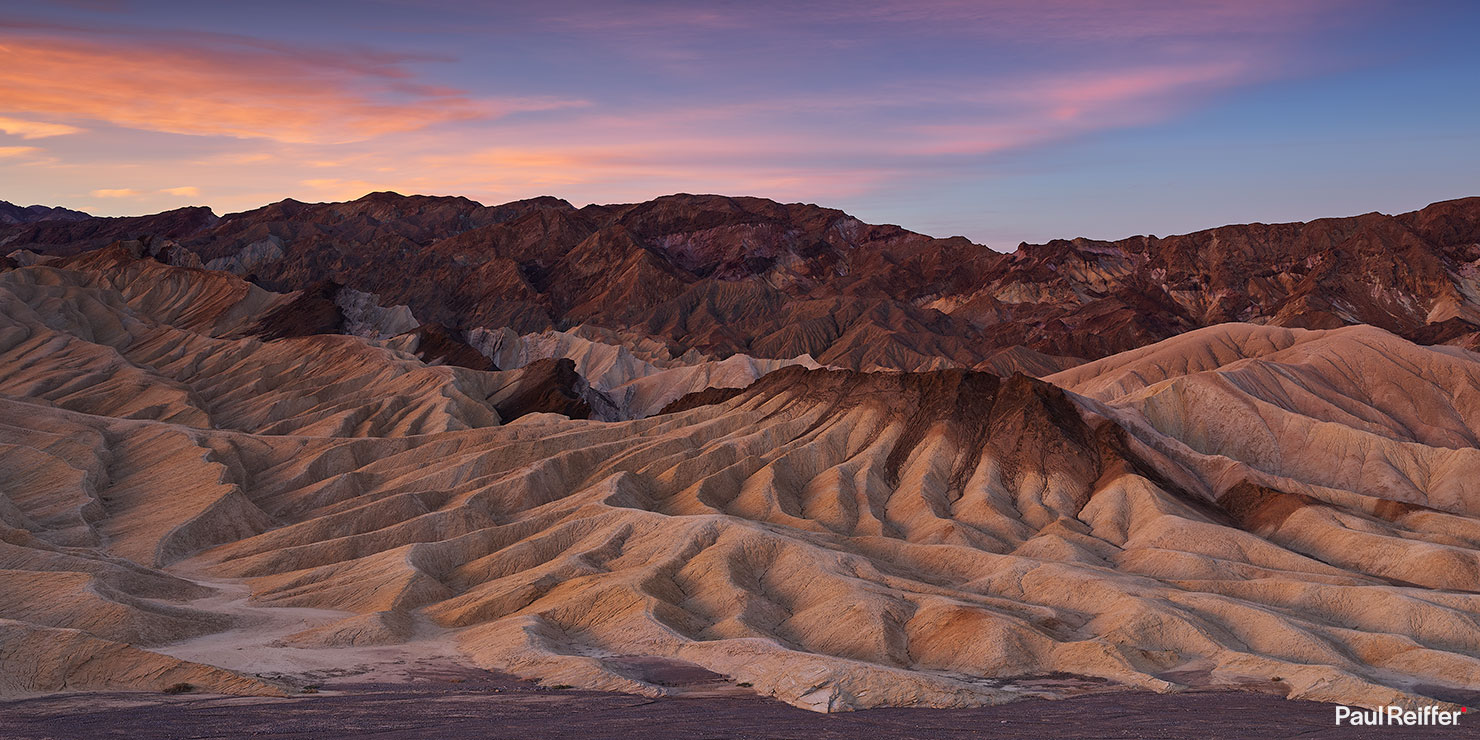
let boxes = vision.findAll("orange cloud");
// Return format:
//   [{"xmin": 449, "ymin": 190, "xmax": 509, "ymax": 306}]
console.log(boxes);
[
  {"xmin": 161, "ymin": 186, "xmax": 200, "ymax": 196},
  {"xmin": 0, "ymin": 115, "xmax": 82, "ymax": 139},
  {"xmin": 408, "ymin": 140, "xmax": 896, "ymax": 204},
  {"xmin": 89, "ymin": 188, "xmax": 139, "ymax": 198},
  {"xmin": 0, "ymin": 32, "xmax": 581, "ymax": 144},
  {"xmin": 0, "ymin": 146, "xmax": 40, "ymax": 158}
]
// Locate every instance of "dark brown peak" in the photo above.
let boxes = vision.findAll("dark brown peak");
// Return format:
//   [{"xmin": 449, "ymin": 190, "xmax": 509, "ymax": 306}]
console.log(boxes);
[
  {"xmin": 981, "ymin": 371, "xmax": 1096, "ymax": 467},
  {"xmin": 1215, "ymin": 480, "xmax": 1325, "ymax": 535},
  {"xmin": 507, "ymin": 203, "xmax": 598, "ymax": 231},
  {"xmin": 739, "ymin": 364, "xmax": 1001, "ymax": 420},
  {"xmin": 614, "ymin": 193, "xmax": 819, "ymax": 238},
  {"xmin": 428, "ymin": 206, "xmax": 599, "ymax": 261},
  {"xmin": 494, "ymin": 357, "xmax": 590, "ymax": 421},
  {"xmin": 354, "ymin": 190, "xmax": 413, "ymax": 203},
  {"xmin": 224, "ymin": 193, "xmax": 463, "ymax": 224},
  {"xmin": 1010, "ymin": 237, "xmax": 1110, "ymax": 262},
  {"xmin": 492, "ymin": 195, "xmax": 575, "ymax": 211},
  {"xmin": 977, "ymin": 345, "xmax": 1084, "ymax": 377},
  {"xmin": 325, "ymin": 192, "xmax": 470, "ymax": 222},
  {"xmin": 13, "ymin": 206, "xmax": 220, "ymax": 248},
  {"xmin": 56, "ymin": 240, "xmax": 150, "ymax": 267},
  {"xmin": 626, "ymin": 275, "xmax": 784, "ymax": 339},
  {"xmin": 574, "ymin": 202, "xmax": 628, "ymax": 221},
  {"xmin": 396, "ymin": 322, "xmax": 495, "ymax": 371},
  {"xmin": 1403, "ymin": 317, "xmax": 1480, "ymax": 347},
  {"xmin": 0, "ymin": 200, "xmax": 90, "ymax": 225},
  {"xmin": 1398, "ymin": 196, "xmax": 1480, "ymax": 248},
  {"xmin": 303, "ymin": 278, "xmax": 343, "ymax": 294},
  {"xmin": 560, "ymin": 224, "xmax": 649, "ymax": 265},
  {"xmin": 656, "ymin": 385, "xmax": 745, "ymax": 415},
  {"xmin": 243, "ymin": 281, "xmax": 343, "ymax": 341},
  {"xmin": 1367, "ymin": 497, "xmax": 1452, "ymax": 522},
  {"xmin": 1086, "ymin": 422, "xmax": 1234, "ymax": 525},
  {"xmin": 1214, "ymin": 479, "xmax": 1458, "ymax": 590},
  {"xmin": 1420, "ymin": 195, "xmax": 1480, "ymax": 209},
  {"xmin": 739, "ymin": 366, "xmax": 1095, "ymax": 487},
  {"xmin": 208, "ymin": 193, "xmax": 523, "ymax": 254},
  {"xmin": 299, "ymin": 279, "xmax": 345, "ymax": 299},
  {"xmin": 347, "ymin": 191, "xmax": 485, "ymax": 213},
  {"xmin": 475, "ymin": 196, "xmax": 582, "ymax": 230},
  {"xmin": 220, "ymin": 198, "xmax": 315, "ymax": 222}
]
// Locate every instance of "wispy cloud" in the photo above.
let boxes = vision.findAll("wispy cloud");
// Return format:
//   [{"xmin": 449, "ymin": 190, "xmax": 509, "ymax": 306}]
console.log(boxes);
[
  {"xmin": 533, "ymin": 0, "xmax": 1350, "ymax": 48},
  {"xmin": 0, "ymin": 115, "xmax": 83, "ymax": 139},
  {"xmin": 799, "ymin": 0, "xmax": 1351, "ymax": 39},
  {"xmin": 905, "ymin": 61, "xmax": 1258, "ymax": 155},
  {"xmin": 161, "ymin": 186, "xmax": 200, "ymax": 196},
  {"xmin": 0, "ymin": 146, "xmax": 40, "ymax": 158},
  {"xmin": 0, "ymin": 29, "xmax": 585, "ymax": 143},
  {"xmin": 89, "ymin": 188, "xmax": 140, "ymax": 198}
]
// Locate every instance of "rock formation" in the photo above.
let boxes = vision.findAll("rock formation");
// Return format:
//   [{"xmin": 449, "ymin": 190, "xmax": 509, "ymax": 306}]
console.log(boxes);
[
  {"xmin": 4, "ymin": 241, "xmax": 1480, "ymax": 713},
  {"xmin": 6, "ymin": 192, "xmax": 1479, "ymax": 368}
]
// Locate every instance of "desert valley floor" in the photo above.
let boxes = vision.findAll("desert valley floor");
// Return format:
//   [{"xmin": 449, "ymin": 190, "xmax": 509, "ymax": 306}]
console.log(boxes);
[{"xmin": 5, "ymin": 665, "xmax": 1479, "ymax": 740}]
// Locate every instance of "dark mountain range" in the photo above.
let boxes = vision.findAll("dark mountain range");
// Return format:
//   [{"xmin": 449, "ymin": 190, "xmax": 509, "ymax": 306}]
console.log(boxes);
[
  {"xmin": 0, "ymin": 200, "xmax": 90, "ymax": 226},
  {"xmin": 5, "ymin": 192, "xmax": 1478, "ymax": 367}
]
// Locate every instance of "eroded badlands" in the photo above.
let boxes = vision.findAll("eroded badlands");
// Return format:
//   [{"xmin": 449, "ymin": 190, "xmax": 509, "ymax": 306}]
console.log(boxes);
[{"xmin": 4, "ymin": 248, "xmax": 1480, "ymax": 713}]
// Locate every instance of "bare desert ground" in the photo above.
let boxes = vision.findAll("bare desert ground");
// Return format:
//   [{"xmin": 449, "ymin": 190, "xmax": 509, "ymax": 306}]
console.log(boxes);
[{"xmin": 4, "ymin": 661, "xmax": 1477, "ymax": 740}]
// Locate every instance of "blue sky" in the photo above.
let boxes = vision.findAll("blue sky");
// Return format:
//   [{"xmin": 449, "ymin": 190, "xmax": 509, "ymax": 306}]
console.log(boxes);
[{"xmin": 1, "ymin": 0, "xmax": 1476, "ymax": 248}]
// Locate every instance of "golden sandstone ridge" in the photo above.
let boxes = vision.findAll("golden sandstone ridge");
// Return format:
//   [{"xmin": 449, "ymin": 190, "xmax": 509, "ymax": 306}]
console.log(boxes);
[{"xmin": 4, "ymin": 245, "xmax": 1480, "ymax": 712}]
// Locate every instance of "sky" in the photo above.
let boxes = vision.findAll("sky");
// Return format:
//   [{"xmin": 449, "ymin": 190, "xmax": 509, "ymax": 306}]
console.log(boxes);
[{"xmin": 1, "ymin": 0, "xmax": 1477, "ymax": 249}]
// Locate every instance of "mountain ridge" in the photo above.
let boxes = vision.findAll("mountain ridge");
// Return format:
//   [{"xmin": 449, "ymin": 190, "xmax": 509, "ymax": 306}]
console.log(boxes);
[{"xmin": 5, "ymin": 192, "xmax": 1479, "ymax": 368}]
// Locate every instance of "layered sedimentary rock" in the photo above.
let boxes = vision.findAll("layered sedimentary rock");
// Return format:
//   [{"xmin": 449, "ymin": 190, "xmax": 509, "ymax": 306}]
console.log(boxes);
[{"xmin": 5, "ymin": 248, "xmax": 1480, "ymax": 712}]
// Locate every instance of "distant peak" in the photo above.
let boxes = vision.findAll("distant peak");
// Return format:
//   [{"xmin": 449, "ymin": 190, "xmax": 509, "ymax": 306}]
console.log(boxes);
[{"xmin": 0, "ymin": 200, "xmax": 92, "ymax": 225}]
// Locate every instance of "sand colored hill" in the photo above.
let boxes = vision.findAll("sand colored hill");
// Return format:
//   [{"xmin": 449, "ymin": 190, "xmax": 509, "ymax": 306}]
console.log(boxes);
[{"xmin": 4, "ymin": 250, "xmax": 1480, "ymax": 712}]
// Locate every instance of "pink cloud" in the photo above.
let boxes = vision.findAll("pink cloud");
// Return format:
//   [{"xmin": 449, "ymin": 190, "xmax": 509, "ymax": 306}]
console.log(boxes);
[
  {"xmin": 0, "ymin": 30, "xmax": 584, "ymax": 144},
  {"xmin": 907, "ymin": 61, "xmax": 1258, "ymax": 155}
]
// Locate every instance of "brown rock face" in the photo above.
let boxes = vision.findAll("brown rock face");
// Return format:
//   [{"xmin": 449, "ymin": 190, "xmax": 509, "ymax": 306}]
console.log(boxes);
[
  {"xmin": 0, "ymin": 206, "xmax": 217, "ymax": 257},
  {"xmin": 243, "ymin": 280, "xmax": 344, "ymax": 340},
  {"xmin": 492, "ymin": 357, "xmax": 591, "ymax": 420},
  {"xmin": 656, "ymin": 385, "xmax": 745, "ymax": 415},
  {"xmin": 8, "ymin": 192, "xmax": 1480, "ymax": 368},
  {"xmin": 2, "ymin": 192, "xmax": 1005, "ymax": 369},
  {"xmin": 395, "ymin": 322, "xmax": 497, "ymax": 371}
]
